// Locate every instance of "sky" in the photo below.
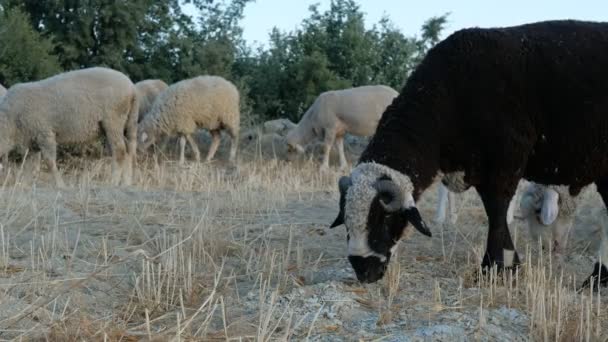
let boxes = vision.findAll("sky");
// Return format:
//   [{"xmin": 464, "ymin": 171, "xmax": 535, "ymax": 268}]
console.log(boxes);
[{"xmin": 183, "ymin": 0, "xmax": 607, "ymax": 47}]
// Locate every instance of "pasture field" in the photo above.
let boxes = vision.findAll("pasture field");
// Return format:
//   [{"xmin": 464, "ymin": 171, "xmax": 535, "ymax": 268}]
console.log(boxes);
[{"xmin": 0, "ymin": 139, "xmax": 606, "ymax": 341}]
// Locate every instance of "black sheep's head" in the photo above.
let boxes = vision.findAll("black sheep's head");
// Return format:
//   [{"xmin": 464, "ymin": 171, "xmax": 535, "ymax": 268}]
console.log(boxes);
[{"xmin": 330, "ymin": 174, "xmax": 431, "ymax": 283}]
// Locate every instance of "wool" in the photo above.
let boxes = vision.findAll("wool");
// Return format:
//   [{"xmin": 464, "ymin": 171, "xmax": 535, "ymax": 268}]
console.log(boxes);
[
  {"xmin": 0, "ymin": 67, "xmax": 138, "ymax": 186},
  {"xmin": 135, "ymin": 79, "xmax": 168, "ymax": 122},
  {"xmin": 138, "ymin": 75, "xmax": 240, "ymax": 162},
  {"xmin": 346, "ymin": 162, "xmax": 414, "ymax": 232},
  {"xmin": 285, "ymin": 85, "xmax": 398, "ymax": 169}
]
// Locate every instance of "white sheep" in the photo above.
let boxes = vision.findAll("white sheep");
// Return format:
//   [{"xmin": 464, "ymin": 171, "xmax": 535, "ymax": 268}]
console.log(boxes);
[
  {"xmin": 263, "ymin": 118, "xmax": 296, "ymax": 136},
  {"xmin": 285, "ymin": 85, "xmax": 398, "ymax": 170},
  {"xmin": 0, "ymin": 67, "xmax": 139, "ymax": 187},
  {"xmin": 137, "ymin": 75, "xmax": 240, "ymax": 164},
  {"xmin": 519, "ymin": 182, "xmax": 581, "ymax": 254},
  {"xmin": 435, "ymin": 178, "xmax": 573, "ymax": 251},
  {"xmin": 135, "ymin": 79, "xmax": 168, "ymax": 122}
]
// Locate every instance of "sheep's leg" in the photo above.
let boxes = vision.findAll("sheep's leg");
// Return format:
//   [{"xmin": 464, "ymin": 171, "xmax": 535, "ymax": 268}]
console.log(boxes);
[
  {"xmin": 185, "ymin": 135, "xmax": 200, "ymax": 162},
  {"xmin": 205, "ymin": 130, "xmax": 221, "ymax": 162},
  {"xmin": 125, "ymin": 94, "xmax": 139, "ymax": 182},
  {"xmin": 551, "ymin": 216, "xmax": 573, "ymax": 256},
  {"xmin": 179, "ymin": 136, "xmax": 187, "ymax": 165},
  {"xmin": 120, "ymin": 137, "xmax": 135, "ymax": 185},
  {"xmin": 104, "ymin": 129, "xmax": 128, "ymax": 186},
  {"xmin": 581, "ymin": 177, "xmax": 608, "ymax": 289},
  {"xmin": 435, "ymin": 183, "xmax": 449, "ymax": 224},
  {"xmin": 477, "ymin": 180, "xmax": 521, "ymax": 272},
  {"xmin": 39, "ymin": 138, "xmax": 64, "ymax": 188},
  {"xmin": 30, "ymin": 151, "xmax": 42, "ymax": 176},
  {"xmin": 527, "ymin": 218, "xmax": 546, "ymax": 250},
  {"xmin": 227, "ymin": 127, "xmax": 239, "ymax": 162},
  {"xmin": 320, "ymin": 132, "xmax": 335, "ymax": 171},
  {"xmin": 435, "ymin": 183, "xmax": 460, "ymax": 225},
  {"xmin": 335, "ymin": 135, "xmax": 347, "ymax": 170},
  {"xmin": 447, "ymin": 189, "xmax": 459, "ymax": 224},
  {"xmin": 506, "ymin": 194, "xmax": 517, "ymax": 225}
]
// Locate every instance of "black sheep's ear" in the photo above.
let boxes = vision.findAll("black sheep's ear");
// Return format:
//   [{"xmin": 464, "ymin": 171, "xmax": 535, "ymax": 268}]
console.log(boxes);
[
  {"xmin": 330, "ymin": 214, "xmax": 344, "ymax": 228},
  {"xmin": 403, "ymin": 207, "xmax": 431, "ymax": 237},
  {"xmin": 330, "ymin": 176, "xmax": 352, "ymax": 228}
]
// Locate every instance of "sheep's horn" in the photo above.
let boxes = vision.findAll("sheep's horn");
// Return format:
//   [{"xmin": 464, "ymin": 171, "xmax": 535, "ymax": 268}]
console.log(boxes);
[
  {"xmin": 374, "ymin": 179, "xmax": 403, "ymax": 212},
  {"xmin": 330, "ymin": 176, "xmax": 352, "ymax": 228}
]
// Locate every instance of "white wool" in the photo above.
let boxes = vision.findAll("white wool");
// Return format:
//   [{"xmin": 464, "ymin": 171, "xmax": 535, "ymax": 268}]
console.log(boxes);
[
  {"xmin": 345, "ymin": 162, "xmax": 414, "ymax": 235},
  {"xmin": 344, "ymin": 162, "xmax": 414, "ymax": 258},
  {"xmin": 520, "ymin": 182, "xmax": 579, "ymax": 222},
  {"xmin": 519, "ymin": 181, "xmax": 590, "ymax": 253},
  {"xmin": 442, "ymin": 171, "xmax": 469, "ymax": 193}
]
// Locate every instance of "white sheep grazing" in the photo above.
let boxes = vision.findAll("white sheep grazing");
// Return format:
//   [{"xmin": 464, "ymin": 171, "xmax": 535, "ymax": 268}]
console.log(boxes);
[
  {"xmin": 137, "ymin": 75, "xmax": 240, "ymax": 164},
  {"xmin": 519, "ymin": 182, "xmax": 580, "ymax": 254},
  {"xmin": 285, "ymin": 85, "xmax": 398, "ymax": 170},
  {"xmin": 0, "ymin": 67, "xmax": 139, "ymax": 187},
  {"xmin": 135, "ymin": 79, "xmax": 168, "ymax": 122}
]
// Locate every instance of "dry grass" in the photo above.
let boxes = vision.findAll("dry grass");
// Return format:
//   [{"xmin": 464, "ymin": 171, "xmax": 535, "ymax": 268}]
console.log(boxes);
[{"xmin": 0, "ymin": 144, "xmax": 606, "ymax": 341}]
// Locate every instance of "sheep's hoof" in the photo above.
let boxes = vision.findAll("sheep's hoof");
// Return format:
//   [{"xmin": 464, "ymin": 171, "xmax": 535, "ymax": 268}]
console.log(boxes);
[
  {"xmin": 477, "ymin": 251, "xmax": 522, "ymax": 280},
  {"xmin": 472, "ymin": 263, "xmax": 521, "ymax": 286},
  {"xmin": 580, "ymin": 262, "xmax": 608, "ymax": 291}
]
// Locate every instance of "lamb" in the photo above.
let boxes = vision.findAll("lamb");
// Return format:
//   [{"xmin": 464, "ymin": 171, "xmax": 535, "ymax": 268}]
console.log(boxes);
[
  {"xmin": 0, "ymin": 67, "xmax": 138, "ymax": 186},
  {"xmin": 285, "ymin": 85, "xmax": 398, "ymax": 170},
  {"xmin": 135, "ymin": 79, "xmax": 168, "ymax": 122},
  {"xmin": 138, "ymin": 75, "xmax": 240, "ymax": 164},
  {"xmin": 329, "ymin": 20, "xmax": 608, "ymax": 287},
  {"xmin": 518, "ymin": 182, "xmax": 583, "ymax": 255}
]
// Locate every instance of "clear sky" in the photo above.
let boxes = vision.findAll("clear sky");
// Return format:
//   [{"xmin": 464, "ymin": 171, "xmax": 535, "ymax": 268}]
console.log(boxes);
[{"xmin": 184, "ymin": 0, "xmax": 607, "ymax": 47}]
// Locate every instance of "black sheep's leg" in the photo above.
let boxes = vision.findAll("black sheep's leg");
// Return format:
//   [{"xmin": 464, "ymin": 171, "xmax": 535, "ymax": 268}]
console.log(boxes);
[
  {"xmin": 477, "ymin": 183, "xmax": 520, "ymax": 271},
  {"xmin": 581, "ymin": 177, "xmax": 608, "ymax": 289}
]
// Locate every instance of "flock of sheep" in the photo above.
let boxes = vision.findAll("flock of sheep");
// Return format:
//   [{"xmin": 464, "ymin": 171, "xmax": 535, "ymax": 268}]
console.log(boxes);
[
  {"xmin": 0, "ymin": 19, "xmax": 607, "ymax": 290},
  {"xmin": 0, "ymin": 68, "xmax": 241, "ymax": 186}
]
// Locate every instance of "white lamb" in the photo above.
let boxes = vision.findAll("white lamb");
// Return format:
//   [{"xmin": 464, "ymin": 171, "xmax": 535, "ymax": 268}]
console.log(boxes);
[
  {"xmin": 285, "ymin": 85, "xmax": 398, "ymax": 170},
  {"xmin": 137, "ymin": 75, "xmax": 240, "ymax": 164},
  {"xmin": 135, "ymin": 79, "xmax": 168, "ymax": 122},
  {"xmin": 0, "ymin": 67, "xmax": 139, "ymax": 186},
  {"xmin": 519, "ymin": 182, "xmax": 580, "ymax": 254},
  {"xmin": 435, "ymin": 178, "xmax": 583, "ymax": 256}
]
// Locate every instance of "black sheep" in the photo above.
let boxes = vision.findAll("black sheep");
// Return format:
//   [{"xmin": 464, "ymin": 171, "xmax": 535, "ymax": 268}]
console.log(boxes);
[{"xmin": 330, "ymin": 20, "xmax": 608, "ymax": 287}]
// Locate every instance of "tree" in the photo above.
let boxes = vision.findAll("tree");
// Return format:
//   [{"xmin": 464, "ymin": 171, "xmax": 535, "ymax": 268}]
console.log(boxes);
[
  {"xmin": 0, "ymin": 0, "xmax": 449, "ymax": 124},
  {"xmin": 369, "ymin": 17, "xmax": 418, "ymax": 89},
  {"xmin": 243, "ymin": 1, "xmax": 449, "ymax": 121},
  {"xmin": 417, "ymin": 13, "xmax": 450, "ymax": 56},
  {"xmin": 0, "ymin": 7, "xmax": 61, "ymax": 86},
  {"xmin": 1, "ymin": 0, "xmax": 193, "ymax": 81}
]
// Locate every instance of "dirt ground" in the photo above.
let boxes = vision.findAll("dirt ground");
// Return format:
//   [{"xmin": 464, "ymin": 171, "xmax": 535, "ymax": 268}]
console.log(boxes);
[{"xmin": 0, "ymin": 139, "xmax": 607, "ymax": 341}]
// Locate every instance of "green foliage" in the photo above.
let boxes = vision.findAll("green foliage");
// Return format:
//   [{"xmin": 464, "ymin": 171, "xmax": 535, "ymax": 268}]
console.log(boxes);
[
  {"xmin": 0, "ymin": 0, "xmax": 448, "ymax": 124},
  {"xmin": 243, "ymin": 1, "xmax": 449, "ymax": 121},
  {"xmin": 0, "ymin": 7, "xmax": 61, "ymax": 86}
]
